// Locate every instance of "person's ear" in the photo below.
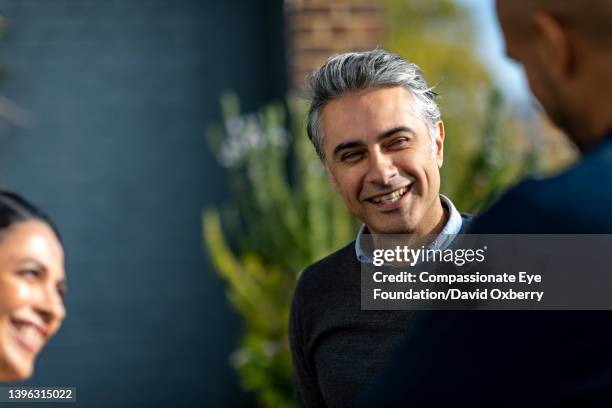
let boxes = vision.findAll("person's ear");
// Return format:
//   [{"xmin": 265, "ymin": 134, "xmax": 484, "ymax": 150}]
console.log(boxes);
[
  {"xmin": 532, "ymin": 12, "xmax": 576, "ymax": 79},
  {"xmin": 433, "ymin": 121, "xmax": 445, "ymax": 168}
]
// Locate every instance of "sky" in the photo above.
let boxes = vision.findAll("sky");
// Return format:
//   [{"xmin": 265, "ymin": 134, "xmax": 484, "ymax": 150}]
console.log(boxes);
[{"xmin": 455, "ymin": 0, "xmax": 532, "ymax": 106}]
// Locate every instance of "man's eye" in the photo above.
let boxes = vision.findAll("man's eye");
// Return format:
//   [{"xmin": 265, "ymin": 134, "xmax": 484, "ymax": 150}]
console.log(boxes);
[
  {"xmin": 341, "ymin": 151, "xmax": 363, "ymax": 162},
  {"xmin": 387, "ymin": 138, "xmax": 409, "ymax": 148}
]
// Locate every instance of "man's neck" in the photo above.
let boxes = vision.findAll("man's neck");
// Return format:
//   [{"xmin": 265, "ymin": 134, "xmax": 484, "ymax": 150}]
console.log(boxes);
[
  {"xmin": 570, "ymin": 124, "xmax": 612, "ymax": 153},
  {"xmin": 426, "ymin": 200, "xmax": 450, "ymax": 235},
  {"xmin": 570, "ymin": 62, "xmax": 612, "ymax": 152}
]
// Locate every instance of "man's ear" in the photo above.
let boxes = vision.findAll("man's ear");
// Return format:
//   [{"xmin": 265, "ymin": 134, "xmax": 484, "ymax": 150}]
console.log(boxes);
[
  {"xmin": 532, "ymin": 12, "xmax": 576, "ymax": 79},
  {"xmin": 433, "ymin": 121, "xmax": 445, "ymax": 168}
]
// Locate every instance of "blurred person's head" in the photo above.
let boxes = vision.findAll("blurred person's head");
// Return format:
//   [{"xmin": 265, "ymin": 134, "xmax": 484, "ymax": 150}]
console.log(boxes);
[
  {"xmin": 305, "ymin": 49, "xmax": 446, "ymax": 235},
  {"xmin": 497, "ymin": 0, "xmax": 612, "ymax": 150},
  {"xmin": 0, "ymin": 192, "xmax": 65, "ymax": 382}
]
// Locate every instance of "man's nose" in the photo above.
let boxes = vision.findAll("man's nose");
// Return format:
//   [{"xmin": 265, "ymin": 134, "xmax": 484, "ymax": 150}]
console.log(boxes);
[{"xmin": 366, "ymin": 150, "xmax": 397, "ymax": 186}]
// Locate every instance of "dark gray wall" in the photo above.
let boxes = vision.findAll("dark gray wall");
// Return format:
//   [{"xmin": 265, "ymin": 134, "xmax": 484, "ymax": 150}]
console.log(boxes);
[{"xmin": 0, "ymin": 0, "xmax": 286, "ymax": 406}]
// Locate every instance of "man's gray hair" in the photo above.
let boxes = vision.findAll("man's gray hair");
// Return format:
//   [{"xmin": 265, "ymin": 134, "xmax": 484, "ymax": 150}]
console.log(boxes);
[{"xmin": 305, "ymin": 49, "xmax": 441, "ymax": 160}]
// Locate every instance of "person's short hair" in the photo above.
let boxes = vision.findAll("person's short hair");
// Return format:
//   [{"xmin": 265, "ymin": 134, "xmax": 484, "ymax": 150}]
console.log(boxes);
[
  {"xmin": 305, "ymin": 49, "xmax": 441, "ymax": 161},
  {"xmin": 0, "ymin": 191, "xmax": 62, "ymax": 243}
]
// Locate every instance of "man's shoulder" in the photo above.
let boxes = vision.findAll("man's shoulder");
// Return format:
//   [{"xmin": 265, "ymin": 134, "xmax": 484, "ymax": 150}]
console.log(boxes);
[
  {"xmin": 469, "ymin": 179, "xmax": 563, "ymax": 233},
  {"xmin": 296, "ymin": 241, "xmax": 357, "ymax": 286},
  {"xmin": 470, "ymin": 140, "xmax": 612, "ymax": 233},
  {"xmin": 311, "ymin": 240, "xmax": 357, "ymax": 265},
  {"xmin": 530, "ymin": 136, "xmax": 612, "ymax": 198},
  {"xmin": 292, "ymin": 241, "xmax": 359, "ymax": 302},
  {"xmin": 535, "ymin": 139, "xmax": 612, "ymax": 196}
]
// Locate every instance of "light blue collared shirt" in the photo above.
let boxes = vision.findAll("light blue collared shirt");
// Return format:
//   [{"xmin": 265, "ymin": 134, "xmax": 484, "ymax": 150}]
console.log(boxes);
[{"xmin": 355, "ymin": 194, "xmax": 463, "ymax": 263}]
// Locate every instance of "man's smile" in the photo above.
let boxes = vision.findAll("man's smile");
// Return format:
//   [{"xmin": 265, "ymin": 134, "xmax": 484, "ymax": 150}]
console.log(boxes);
[
  {"xmin": 363, "ymin": 184, "xmax": 413, "ymax": 212},
  {"xmin": 365, "ymin": 185, "xmax": 410, "ymax": 203},
  {"xmin": 369, "ymin": 186, "xmax": 411, "ymax": 204}
]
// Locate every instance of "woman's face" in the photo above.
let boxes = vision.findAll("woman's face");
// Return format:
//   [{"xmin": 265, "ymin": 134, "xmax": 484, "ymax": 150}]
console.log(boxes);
[{"xmin": 0, "ymin": 220, "xmax": 65, "ymax": 381}]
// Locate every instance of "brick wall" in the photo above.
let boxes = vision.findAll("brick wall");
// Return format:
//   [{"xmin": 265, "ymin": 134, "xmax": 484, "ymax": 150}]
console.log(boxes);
[{"xmin": 286, "ymin": 0, "xmax": 384, "ymax": 90}]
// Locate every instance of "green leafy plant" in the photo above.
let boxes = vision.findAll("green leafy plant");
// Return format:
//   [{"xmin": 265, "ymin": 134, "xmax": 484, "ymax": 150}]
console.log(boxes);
[{"xmin": 204, "ymin": 94, "xmax": 357, "ymax": 408}]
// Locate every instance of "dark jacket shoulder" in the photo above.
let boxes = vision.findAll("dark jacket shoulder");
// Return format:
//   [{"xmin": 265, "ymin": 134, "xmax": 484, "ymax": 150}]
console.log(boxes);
[{"xmin": 470, "ymin": 137, "xmax": 612, "ymax": 233}]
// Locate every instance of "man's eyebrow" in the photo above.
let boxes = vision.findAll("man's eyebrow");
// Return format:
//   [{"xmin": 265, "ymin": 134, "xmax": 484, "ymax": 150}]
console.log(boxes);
[
  {"xmin": 332, "ymin": 126, "xmax": 416, "ymax": 158},
  {"xmin": 376, "ymin": 126, "xmax": 416, "ymax": 142}
]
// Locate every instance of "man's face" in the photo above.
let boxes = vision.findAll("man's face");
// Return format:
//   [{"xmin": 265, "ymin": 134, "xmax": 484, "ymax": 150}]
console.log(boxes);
[
  {"xmin": 497, "ymin": 0, "xmax": 574, "ymax": 134},
  {"xmin": 320, "ymin": 86, "xmax": 444, "ymax": 235}
]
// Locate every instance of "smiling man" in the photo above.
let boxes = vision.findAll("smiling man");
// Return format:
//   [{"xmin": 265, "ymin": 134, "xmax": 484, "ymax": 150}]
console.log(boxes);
[{"xmin": 288, "ymin": 49, "xmax": 470, "ymax": 408}]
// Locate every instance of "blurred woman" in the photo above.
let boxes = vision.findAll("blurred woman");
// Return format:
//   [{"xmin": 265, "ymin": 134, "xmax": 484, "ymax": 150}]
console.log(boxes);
[{"xmin": 0, "ymin": 192, "xmax": 66, "ymax": 382}]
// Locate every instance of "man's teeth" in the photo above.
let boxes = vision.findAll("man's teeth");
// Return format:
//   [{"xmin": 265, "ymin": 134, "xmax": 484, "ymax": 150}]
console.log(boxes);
[{"xmin": 372, "ymin": 186, "xmax": 408, "ymax": 203}]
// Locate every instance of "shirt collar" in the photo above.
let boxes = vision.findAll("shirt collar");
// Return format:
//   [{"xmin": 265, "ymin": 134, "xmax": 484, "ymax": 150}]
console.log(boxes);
[{"xmin": 355, "ymin": 194, "xmax": 463, "ymax": 263}]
